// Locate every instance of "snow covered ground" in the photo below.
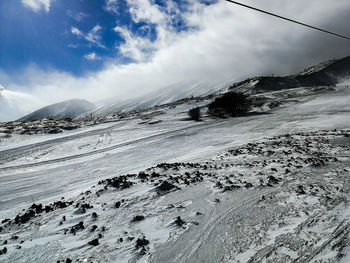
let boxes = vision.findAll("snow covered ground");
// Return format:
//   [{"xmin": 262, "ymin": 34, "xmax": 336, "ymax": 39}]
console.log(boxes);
[{"xmin": 0, "ymin": 85, "xmax": 349, "ymax": 262}]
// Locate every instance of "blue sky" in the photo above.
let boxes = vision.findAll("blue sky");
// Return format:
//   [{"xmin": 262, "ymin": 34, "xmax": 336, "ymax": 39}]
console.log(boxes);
[
  {"xmin": 0, "ymin": 0, "xmax": 349, "ymax": 121},
  {"xmin": 0, "ymin": 0, "xmax": 215, "ymax": 76},
  {"xmin": 0, "ymin": 0, "xmax": 152, "ymax": 75}
]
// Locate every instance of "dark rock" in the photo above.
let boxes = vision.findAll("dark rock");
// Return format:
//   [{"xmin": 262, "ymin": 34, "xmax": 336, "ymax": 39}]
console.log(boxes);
[
  {"xmin": 70, "ymin": 221, "xmax": 85, "ymax": 234},
  {"xmin": 102, "ymin": 176, "xmax": 133, "ymax": 190},
  {"xmin": 155, "ymin": 181, "xmax": 179, "ymax": 192},
  {"xmin": 0, "ymin": 247, "xmax": 7, "ymax": 255},
  {"xmin": 268, "ymin": 176, "xmax": 279, "ymax": 184},
  {"xmin": 135, "ymin": 237, "xmax": 149, "ymax": 249},
  {"xmin": 174, "ymin": 216, "xmax": 186, "ymax": 227},
  {"xmin": 132, "ymin": 215, "xmax": 145, "ymax": 222},
  {"xmin": 88, "ymin": 239, "xmax": 99, "ymax": 246},
  {"xmin": 296, "ymin": 185, "xmax": 306, "ymax": 195},
  {"xmin": 91, "ymin": 212, "xmax": 98, "ymax": 219},
  {"xmin": 245, "ymin": 183, "xmax": 253, "ymax": 188},
  {"xmin": 30, "ymin": 203, "xmax": 43, "ymax": 214},
  {"xmin": 1, "ymin": 219, "xmax": 10, "ymax": 224}
]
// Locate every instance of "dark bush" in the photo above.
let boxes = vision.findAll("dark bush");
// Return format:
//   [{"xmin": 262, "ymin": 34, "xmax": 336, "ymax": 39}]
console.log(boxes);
[
  {"xmin": 188, "ymin": 107, "xmax": 201, "ymax": 121},
  {"xmin": 135, "ymin": 237, "xmax": 149, "ymax": 249},
  {"xmin": 208, "ymin": 92, "xmax": 252, "ymax": 117}
]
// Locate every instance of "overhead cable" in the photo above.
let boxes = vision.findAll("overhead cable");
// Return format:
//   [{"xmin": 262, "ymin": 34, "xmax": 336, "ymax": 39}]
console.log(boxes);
[{"xmin": 225, "ymin": 0, "xmax": 350, "ymax": 41}]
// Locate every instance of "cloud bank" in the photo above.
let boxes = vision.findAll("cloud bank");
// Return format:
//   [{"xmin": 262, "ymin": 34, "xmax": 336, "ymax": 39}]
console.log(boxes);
[
  {"xmin": 4, "ymin": 0, "xmax": 350, "ymax": 121},
  {"xmin": 22, "ymin": 0, "xmax": 54, "ymax": 13}
]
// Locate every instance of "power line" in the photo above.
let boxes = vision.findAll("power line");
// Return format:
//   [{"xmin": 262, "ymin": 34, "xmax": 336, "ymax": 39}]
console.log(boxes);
[{"xmin": 225, "ymin": 0, "xmax": 350, "ymax": 41}]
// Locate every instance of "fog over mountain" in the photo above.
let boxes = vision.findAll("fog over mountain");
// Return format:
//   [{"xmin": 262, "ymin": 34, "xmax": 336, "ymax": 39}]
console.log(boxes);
[
  {"xmin": 0, "ymin": 85, "xmax": 39, "ymax": 122},
  {"xmin": 0, "ymin": 0, "xmax": 349, "ymax": 121},
  {"xmin": 17, "ymin": 99, "xmax": 95, "ymax": 121}
]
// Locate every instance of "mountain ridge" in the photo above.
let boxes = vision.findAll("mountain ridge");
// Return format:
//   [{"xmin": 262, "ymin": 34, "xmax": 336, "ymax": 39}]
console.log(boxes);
[
  {"xmin": 230, "ymin": 56, "xmax": 350, "ymax": 94},
  {"xmin": 17, "ymin": 99, "xmax": 95, "ymax": 121}
]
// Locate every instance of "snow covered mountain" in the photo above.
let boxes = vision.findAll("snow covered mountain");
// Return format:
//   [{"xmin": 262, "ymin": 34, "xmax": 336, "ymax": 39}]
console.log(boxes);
[
  {"xmin": 76, "ymin": 56, "xmax": 350, "ymax": 121},
  {"xmin": 17, "ymin": 99, "xmax": 96, "ymax": 121},
  {"xmin": 1, "ymin": 78, "xmax": 350, "ymax": 262},
  {"xmin": 77, "ymin": 79, "xmax": 233, "ymax": 120},
  {"xmin": 1, "ymin": 56, "xmax": 350, "ymax": 262},
  {"xmin": 230, "ymin": 56, "xmax": 350, "ymax": 94}
]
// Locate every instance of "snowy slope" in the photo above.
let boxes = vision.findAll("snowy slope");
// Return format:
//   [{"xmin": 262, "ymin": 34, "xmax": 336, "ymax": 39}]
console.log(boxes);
[
  {"xmin": 0, "ymin": 83, "xmax": 350, "ymax": 262},
  {"xmin": 77, "ymin": 56, "xmax": 350, "ymax": 122},
  {"xmin": 18, "ymin": 99, "xmax": 96, "ymax": 121},
  {"xmin": 1, "ymin": 57, "xmax": 350, "ymax": 262},
  {"xmin": 230, "ymin": 55, "xmax": 350, "ymax": 94},
  {"xmin": 78, "ymin": 79, "xmax": 232, "ymax": 120}
]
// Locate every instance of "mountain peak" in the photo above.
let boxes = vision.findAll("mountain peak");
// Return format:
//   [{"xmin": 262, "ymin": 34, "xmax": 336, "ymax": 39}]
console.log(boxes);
[{"xmin": 17, "ymin": 99, "xmax": 96, "ymax": 121}]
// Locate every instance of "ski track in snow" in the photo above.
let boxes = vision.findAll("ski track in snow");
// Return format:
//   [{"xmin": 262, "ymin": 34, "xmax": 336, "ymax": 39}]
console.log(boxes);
[{"xmin": 0, "ymin": 86, "xmax": 349, "ymax": 262}]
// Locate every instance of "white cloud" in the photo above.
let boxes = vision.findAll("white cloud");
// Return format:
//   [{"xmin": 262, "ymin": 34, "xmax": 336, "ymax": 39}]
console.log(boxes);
[
  {"xmin": 0, "ymin": 84, "xmax": 41, "ymax": 121},
  {"xmin": 71, "ymin": 25, "xmax": 104, "ymax": 48},
  {"xmin": 71, "ymin": 26, "xmax": 83, "ymax": 36},
  {"xmin": 84, "ymin": 53, "xmax": 101, "ymax": 61},
  {"xmin": 112, "ymin": 0, "xmax": 183, "ymax": 62},
  {"xmin": 114, "ymin": 26, "xmax": 154, "ymax": 61},
  {"xmin": 85, "ymin": 25, "xmax": 104, "ymax": 47},
  {"xmin": 67, "ymin": 10, "xmax": 89, "ymax": 22},
  {"xmin": 105, "ymin": 0, "xmax": 119, "ymax": 13},
  {"xmin": 127, "ymin": 0, "xmax": 166, "ymax": 25},
  {"xmin": 3, "ymin": 0, "xmax": 350, "ymax": 121},
  {"xmin": 22, "ymin": 0, "xmax": 54, "ymax": 13}
]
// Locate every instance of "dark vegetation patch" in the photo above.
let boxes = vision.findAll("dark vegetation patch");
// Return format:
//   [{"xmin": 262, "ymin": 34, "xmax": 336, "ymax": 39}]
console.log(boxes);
[
  {"xmin": 188, "ymin": 107, "xmax": 201, "ymax": 121},
  {"xmin": 0, "ymin": 119, "xmax": 81, "ymax": 137},
  {"xmin": 135, "ymin": 237, "xmax": 149, "ymax": 249},
  {"xmin": 208, "ymin": 92, "xmax": 252, "ymax": 118}
]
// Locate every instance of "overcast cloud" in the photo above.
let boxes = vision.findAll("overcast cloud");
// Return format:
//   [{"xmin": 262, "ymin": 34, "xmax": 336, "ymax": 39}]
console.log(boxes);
[{"xmin": 2, "ymin": 0, "xmax": 350, "ymax": 119}]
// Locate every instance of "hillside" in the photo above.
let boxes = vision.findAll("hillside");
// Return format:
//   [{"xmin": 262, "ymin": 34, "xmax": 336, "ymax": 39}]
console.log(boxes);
[
  {"xmin": 75, "ymin": 56, "xmax": 350, "ymax": 122},
  {"xmin": 77, "ymin": 79, "xmax": 230, "ymax": 121},
  {"xmin": 230, "ymin": 56, "xmax": 350, "ymax": 94},
  {"xmin": 0, "ymin": 84, "xmax": 350, "ymax": 262},
  {"xmin": 18, "ymin": 99, "xmax": 95, "ymax": 121},
  {"xmin": 0, "ymin": 56, "xmax": 350, "ymax": 262}
]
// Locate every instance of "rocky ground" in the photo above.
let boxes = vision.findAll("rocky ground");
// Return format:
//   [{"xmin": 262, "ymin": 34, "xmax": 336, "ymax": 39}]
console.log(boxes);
[
  {"xmin": 0, "ymin": 129, "xmax": 349, "ymax": 262},
  {"xmin": 0, "ymin": 119, "xmax": 82, "ymax": 138}
]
